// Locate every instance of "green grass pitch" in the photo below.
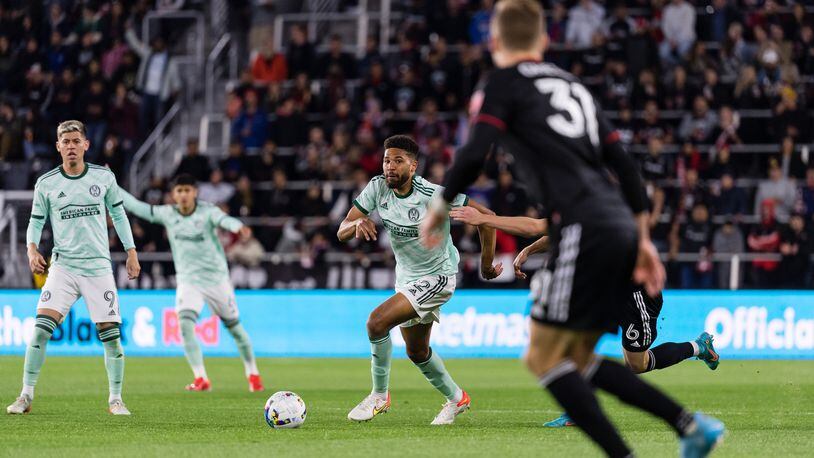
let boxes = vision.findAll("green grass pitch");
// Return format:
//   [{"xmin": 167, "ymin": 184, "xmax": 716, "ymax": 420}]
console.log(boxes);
[{"xmin": 0, "ymin": 356, "xmax": 811, "ymax": 457}]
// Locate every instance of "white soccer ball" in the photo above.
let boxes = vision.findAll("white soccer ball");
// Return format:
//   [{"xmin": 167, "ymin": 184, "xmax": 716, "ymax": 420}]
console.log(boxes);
[{"xmin": 264, "ymin": 391, "xmax": 307, "ymax": 429}]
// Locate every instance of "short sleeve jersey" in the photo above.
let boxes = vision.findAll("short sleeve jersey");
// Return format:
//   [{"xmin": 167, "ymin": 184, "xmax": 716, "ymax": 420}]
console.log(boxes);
[
  {"xmin": 353, "ymin": 175, "xmax": 468, "ymax": 287},
  {"xmin": 30, "ymin": 164, "xmax": 126, "ymax": 276}
]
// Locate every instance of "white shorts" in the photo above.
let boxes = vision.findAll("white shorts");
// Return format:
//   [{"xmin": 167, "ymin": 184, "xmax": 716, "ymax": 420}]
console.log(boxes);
[
  {"xmin": 176, "ymin": 281, "xmax": 239, "ymax": 322},
  {"xmin": 395, "ymin": 274, "xmax": 456, "ymax": 328},
  {"xmin": 37, "ymin": 264, "xmax": 121, "ymax": 324}
]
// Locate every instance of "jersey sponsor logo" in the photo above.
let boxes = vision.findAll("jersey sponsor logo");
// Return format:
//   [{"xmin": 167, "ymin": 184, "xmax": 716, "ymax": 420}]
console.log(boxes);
[
  {"xmin": 57, "ymin": 191, "xmax": 67, "ymax": 198},
  {"xmin": 89, "ymin": 185, "xmax": 101, "ymax": 197},
  {"xmin": 408, "ymin": 208, "xmax": 420, "ymax": 222},
  {"xmin": 40, "ymin": 291, "xmax": 51, "ymax": 302},
  {"xmin": 381, "ymin": 219, "xmax": 419, "ymax": 238},
  {"xmin": 175, "ymin": 233, "xmax": 205, "ymax": 242},
  {"xmin": 59, "ymin": 204, "xmax": 101, "ymax": 220}
]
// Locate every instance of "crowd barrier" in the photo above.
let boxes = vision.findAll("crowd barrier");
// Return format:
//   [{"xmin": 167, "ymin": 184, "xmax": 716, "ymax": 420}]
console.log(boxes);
[{"xmin": 0, "ymin": 290, "xmax": 811, "ymax": 359}]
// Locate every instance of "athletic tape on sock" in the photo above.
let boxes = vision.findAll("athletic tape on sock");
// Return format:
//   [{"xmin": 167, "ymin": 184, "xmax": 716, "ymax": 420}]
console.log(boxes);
[{"xmin": 98, "ymin": 326, "xmax": 121, "ymax": 342}]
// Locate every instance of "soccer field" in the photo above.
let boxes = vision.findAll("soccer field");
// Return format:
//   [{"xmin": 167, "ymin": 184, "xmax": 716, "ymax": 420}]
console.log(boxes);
[{"xmin": 0, "ymin": 357, "xmax": 810, "ymax": 457}]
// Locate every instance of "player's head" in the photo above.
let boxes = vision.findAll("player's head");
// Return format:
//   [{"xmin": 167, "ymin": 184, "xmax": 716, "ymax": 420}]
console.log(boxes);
[
  {"xmin": 489, "ymin": 0, "xmax": 547, "ymax": 68},
  {"xmin": 171, "ymin": 173, "xmax": 198, "ymax": 207},
  {"xmin": 382, "ymin": 135, "xmax": 419, "ymax": 189},
  {"xmin": 56, "ymin": 120, "xmax": 90, "ymax": 167}
]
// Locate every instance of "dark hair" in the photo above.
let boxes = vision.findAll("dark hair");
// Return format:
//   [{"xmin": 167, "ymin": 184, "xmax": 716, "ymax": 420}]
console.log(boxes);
[
  {"xmin": 172, "ymin": 174, "xmax": 197, "ymax": 188},
  {"xmin": 383, "ymin": 135, "xmax": 419, "ymax": 159}
]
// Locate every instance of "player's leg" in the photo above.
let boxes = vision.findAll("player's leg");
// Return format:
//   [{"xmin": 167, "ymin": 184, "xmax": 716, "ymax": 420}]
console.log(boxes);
[
  {"xmin": 206, "ymin": 281, "xmax": 263, "ymax": 391},
  {"xmin": 175, "ymin": 283, "xmax": 210, "ymax": 391},
  {"xmin": 347, "ymin": 292, "xmax": 419, "ymax": 421},
  {"xmin": 8, "ymin": 266, "xmax": 77, "ymax": 414}
]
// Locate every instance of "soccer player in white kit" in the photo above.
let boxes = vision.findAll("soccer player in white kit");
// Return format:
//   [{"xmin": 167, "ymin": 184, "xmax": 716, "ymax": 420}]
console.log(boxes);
[
  {"xmin": 7, "ymin": 120, "xmax": 141, "ymax": 416},
  {"xmin": 118, "ymin": 174, "xmax": 264, "ymax": 393}
]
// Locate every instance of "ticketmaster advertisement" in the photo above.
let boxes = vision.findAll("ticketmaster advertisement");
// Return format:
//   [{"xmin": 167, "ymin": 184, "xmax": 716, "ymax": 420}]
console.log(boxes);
[{"xmin": 0, "ymin": 290, "xmax": 811, "ymax": 358}]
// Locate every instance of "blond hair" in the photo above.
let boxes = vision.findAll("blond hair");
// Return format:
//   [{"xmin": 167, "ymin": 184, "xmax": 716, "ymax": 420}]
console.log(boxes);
[
  {"xmin": 493, "ymin": 0, "xmax": 545, "ymax": 52},
  {"xmin": 57, "ymin": 120, "xmax": 86, "ymax": 139}
]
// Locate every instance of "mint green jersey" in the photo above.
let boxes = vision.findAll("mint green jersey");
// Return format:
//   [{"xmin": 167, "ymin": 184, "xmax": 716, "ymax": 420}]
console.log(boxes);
[
  {"xmin": 353, "ymin": 175, "xmax": 468, "ymax": 287},
  {"xmin": 26, "ymin": 164, "xmax": 135, "ymax": 277},
  {"xmin": 120, "ymin": 188, "xmax": 243, "ymax": 287}
]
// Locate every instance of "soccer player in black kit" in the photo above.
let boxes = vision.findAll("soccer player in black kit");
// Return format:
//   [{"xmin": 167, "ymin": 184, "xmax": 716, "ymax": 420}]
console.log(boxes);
[{"xmin": 420, "ymin": 1, "xmax": 725, "ymax": 457}]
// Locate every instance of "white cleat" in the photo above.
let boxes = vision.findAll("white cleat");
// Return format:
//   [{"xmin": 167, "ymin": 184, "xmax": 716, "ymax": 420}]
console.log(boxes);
[
  {"xmin": 6, "ymin": 395, "xmax": 32, "ymax": 415},
  {"xmin": 108, "ymin": 399, "xmax": 131, "ymax": 416},
  {"xmin": 431, "ymin": 390, "xmax": 471, "ymax": 425},
  {"xmin": 347, "ymin": 392, "xmax": 391, "ymax": 422}
]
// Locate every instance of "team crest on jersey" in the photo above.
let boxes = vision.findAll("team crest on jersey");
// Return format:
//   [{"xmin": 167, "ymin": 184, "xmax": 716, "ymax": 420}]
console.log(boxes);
[
  {"xmin": 40, "ymin": 291, "xmax": 51, "ymax": 302},
  {"xmin": 408, "ymin": 208, "xmax": 420, "ymax": 222},
  {"xmin": 89, "ymin": 185, "xmax": 101, "ymax": 197}
]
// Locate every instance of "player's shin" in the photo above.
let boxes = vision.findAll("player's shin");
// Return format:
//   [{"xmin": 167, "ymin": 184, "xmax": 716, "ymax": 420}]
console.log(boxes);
[
  {"xmin": 370, "ymin": 334, "xmax": 392, "ymax": 395},
  {"xmin": 413, "ymin": 348, "xmax": 461, "ymax": 402},
  {"xmin": 21, "ymin": 314, "xmax": 58, "ymax": 398},
  {"xmin": 98, "ymin": 325, "xmax": 125, "ymax": 402},
  {"xmin": 541, "ymin": 359, "xmax": 633, "ymax": 458},
  {"xmin": 587, "ymin": 356, "xmax": 697, "ymax": 437},
  {"xmin": 224, "ymin": 319, "xmax": 258, "ymax": 376},
  {"xmin": 179, "ymin": 312, "xmax": 207, "ymax": 379}
]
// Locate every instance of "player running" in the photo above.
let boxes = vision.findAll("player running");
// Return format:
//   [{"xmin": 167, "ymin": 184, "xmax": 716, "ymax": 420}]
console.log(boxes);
[
  {"xmin": 420, "ymin": 1, "xmax": 724, "ymax": 456},
  {"xmin": 7, "ymin": 120, "xmax": 141, "ymax": 416},
  {"xmin": 448, "ymin": 207, "xmax": 721, "ymax": 428},
  {"xmin": 338, "ymin": 135, "xmax": 500, "ymax": 425},
  {"xmin": 118, "ymin": 174, "xmax": 264, "ymax": 393}
]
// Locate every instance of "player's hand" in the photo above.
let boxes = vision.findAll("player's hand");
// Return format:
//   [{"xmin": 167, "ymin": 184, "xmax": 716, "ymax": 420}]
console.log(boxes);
[
  {"xmin": 633, "ymin": 239, "xmax": 665, "ymax": 297},
  {"xmin": 513, "ymin": 249, "xmax": 530, "ymax": 280},
  {"xmin": 481, "ymin": 261, "xmax": 504, "ymax": 280},
  {"xmin": 354, "ymin": 218, "xmax": 377, "ymax": 241},
  {"xmin": 449, "ymin": 206, "xmax": 485, "ymax": 226},
  {"xmin": 125, "ymin": 249, "xmax": 141, "ymax": 280},
  {"xmin": 239, "ymin": 225, "xmax": 253, "ymax": 240},
  {"xmin": 27, "ymin": 247, "xmax": 47, "ymax": 275}
]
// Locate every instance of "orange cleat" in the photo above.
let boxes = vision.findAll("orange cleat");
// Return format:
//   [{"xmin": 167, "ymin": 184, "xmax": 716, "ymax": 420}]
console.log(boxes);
[
  {"xmin": 248, "ymin": 374, "xmax": 265, "ymax": 392},
  {"xmin": 185, "ymin": 377, "xmax": 211, "ymax": 391}
]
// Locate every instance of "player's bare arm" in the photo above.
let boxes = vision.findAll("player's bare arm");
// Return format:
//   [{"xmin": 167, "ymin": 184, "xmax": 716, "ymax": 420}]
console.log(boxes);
[
  {"xmin": 450, "ymin": 206, "xmax": 547, "ymax": 238},
  {"xmin": 466, "ymin": 199, "xmax": 503, "ymax": 280},
  {"xmin": 27, "ymin": 243, "xmax": 47, "ymax": 275},
  {"xmin": 337, "ymin": 205, "xmax": 377, "ymax": 242},
  {"xmin": 513, "ymin": 236, "xmax": 550, "ymax": 280},
  {"xmin": 125, "ymin": 248, "xmax": 140, "ymax": 280}
]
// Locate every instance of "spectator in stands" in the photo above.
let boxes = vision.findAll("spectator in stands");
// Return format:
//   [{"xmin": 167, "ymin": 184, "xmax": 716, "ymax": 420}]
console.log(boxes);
[
  {"xmin": 490, "ymin": 170, "xmax": 528, "ymax": 217},
  {"xmin": 615, "ymin": 107, "xmax": 635, "ymax": 145},
  {"xmin": 663, "ymin": 66, "xmax": 691, "ymax": 111},
  {"xmin": 712, "ymin": 218, "xmax": 745, "ymax": 289},
  {"xmin": 358, "ymin": 35, "xmax": 382, "ymax": 78},
  {"xmin": 711, "ymin": 172, "xmax": 747, "ymax": 218},
  {"xmin": 250, "ymin": 36, "xmax": 288, "ymax": 85},
  {"xmin": 198, "ymin": 169, "xmax": 234, "ymax": 205},
  {"xmin": 734, "ymin": 65, "xmax": 769, "ymax": 109},
  {"xmin": 659, "ymin": 0, "xmax": 696, "ymax": 66},
  {"xmin": 0, "ymin": 101, "xmax": 24, "ymax": 163},
  {"xmin": 231, "ymin": 89, "xmax": 268, "ymax": 150},
  {"xmin": 603, "ymin": 4, "xmax": 637, "ymax": 61},
  {"xmin": 23, "ymin": 64, "xmax": 52, "ymax": 115},
  {"xmin": 221, "ymin": 142, "xmax": 248, "ymax": 182},
  {"xmin": 323, "ymin": 98, "xmax": 355, "ymax": 138},
  {"xmin": 702, "ymin": 0, "xmax": 741, "ymax": 42},
  {"xmin": 779, "ymin": 212, "xmax": 812, "ymax": 287},
  {"xmin": 672, "ymin": 202, "xmax": 714, "ymax": 289},
  {"xmin": 227, "ymin": 229, "xmax": 266, "ymax": 289},
  {"xmin": 755, "ymin": 158, "xmax": 797, "ymax": 223},
  {"xmin": 676, "ymin": 168, "xmax": 710, "ymax": 221},
  {"xmin": 468, "ymin": 0, "xmax": 493, "ymax": 46},
  {"xmin": 720, "ymin": 23, "xmax": 748, "ymax": 82},
  {"xmin": 793, "ymin": 24, "xmax": 814, "ymax": 75},
  {"xmin": 779, "ymin": 136, "xmax": 808, "ymax": 180},
  {"xmin": 772, "ymin": 86, "xmax": 807, "ymax": 141},
  {"xmin": 699, "ymin": 67, "xmax": 731, "ymax": 109},
  {"xmin": 710, "ymin": 106, "xmax": 742, "ymax": 155},
  {"xmin": 108, "ymin": 82, "xmax": 139, "ymax": 151},
  {"xmin": 125, "ymin": 25, "xmax": 180, "ymax": 136},
  {"xmin": 800, "ymin": 168, "xmax": 814, "ymax": 221},
  {"xmin": 603, "ymin": 60, "xmax": 633, "ymax": 110},
  {"xmin": 0, "ymin": 36, "xmax": 13, "ymax": 93},
  {"xmin": 286, "ymin": 24, "xmax": 314, "ymax": 76},
  {"xmin": 299, "ymin": 182, "xmax": 328, "ymax": 217},
  {"xmin": 636, "ymin": 101, "xmax": 673, "ymax": 144},
  {"xmin": 676, "ymin": 142, "xmax": 707, "ymax": 182},
  {"xmin": 316, "ymin": 34, "xmax": 356, "ymax": 79},
  {"xmin": 565, "ymin": 0, "xmax": 605, "ymax": 50},
  {"xmin": 175, "ymin": 138, "xmax": 211, "ymax": 182},
  {"xmin": 268, "ymin": 168, "xmax": 294, "ymax": 216},
  {"xmin": 632, "ymin": 69, "xmax": 660, "ymax": 109},
  {"xmin": 100, "ymin": 133, "xmax": 125, "ymax": 180},
  {"xmin": 678, "ymin": 96, "xmax": 719, "ymax": 143},
  {"xmin": 748, "ymin": 199, "xmax": 782, "ymax": 287},
  {"xmin": 228, "ymin": 175, "xmax": 258, "ymax": 217},
  {"xmin": 414, "ymin": 98, "xmax": 449, "ymax": 150},
  {"xmin": 272, "ymin": 98, "xmax": 308, "ymax": 147},
  {"xmin": 79, "ymin": 78, "xmax": 109, "ymax": 160},
  {"xmin": 641, "ymin": 136, "xmax": 671, "ymax": 181}
]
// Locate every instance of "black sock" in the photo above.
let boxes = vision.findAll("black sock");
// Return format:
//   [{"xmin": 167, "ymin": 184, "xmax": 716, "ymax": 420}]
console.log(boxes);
[
  {"xmin": 645, "ymin": 343, "xmax": 695, "ymax": 372},
  {"xmin": 542, "ymin": 360, "xmax": 633, "ymax": 458},
  {"xmin": 590, "ymin": 359, "xmax": 695, "ymax": 437}
]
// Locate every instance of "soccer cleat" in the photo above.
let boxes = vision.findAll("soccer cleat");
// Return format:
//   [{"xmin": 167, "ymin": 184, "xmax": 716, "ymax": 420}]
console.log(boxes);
[
  {"xmin": 347, "ymin": 392, "xmax": 391, "ymax": 421},
  {"xmin": 680, "ymin": 412, "xmax": 725, "ymax": 458},
  {"xmin": 185, "ymin": 377, "xmax": 212, "ymax": 392},
  {"xmin": 248, "ymin": 374, "xmax": 265, "ymax": 392},
  {"xmin": 695, "ymin": 332, "xmax": 720, "ymax": 370},
  {"xmin": 6, "ymin": 395, "xmax": 32, "ymax": 415},
  {"xmin": 430, "ymin": 390, "xmax": 471, "ymax": 425},
  {"xmin": 108, "ymin": 399, "xmax": 131, "ymax": 416},
  {"xmin": 544, "ymin": 412, "xmax": 576, "ymax": 428}
]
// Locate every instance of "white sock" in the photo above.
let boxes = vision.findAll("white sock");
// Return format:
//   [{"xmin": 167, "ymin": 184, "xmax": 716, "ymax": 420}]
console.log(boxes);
[
  {"xmin": 21, "ymin": 385, "xmax": 34, "ymax": 399},
  {"xmin": 451, "ymin": 388, "xmax": 463, "ymax": 404},
  {"xmin": 108, "ymin": 393, "xmax": 122, "ymax": 403},
  {"xmin": 690, "ymin": 341, "xmax": 700, "ymax": 356},
  {"xmin": 244, "ymin": 359, "xmax": 259, "ymax": 378},
  {"xmin": 192, "ymin": 365, "xmax": 208, "ymax": 379},
  {"xmin": 370, "ymin": 390, "xmax": 388, "ymax": 400}
]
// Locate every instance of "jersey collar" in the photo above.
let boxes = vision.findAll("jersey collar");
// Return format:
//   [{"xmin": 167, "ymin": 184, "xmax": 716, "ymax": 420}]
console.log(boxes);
[
  {"xmin": 59, "ymin": 163, "xmax": 88, "ymax": 180},
  {"xmin": 393, "ymin": 181, "xmax": 413, "ymax": 199},
  {"xmin": 175, "ymin": 200, "xmax": 198, "ymax": 217}
]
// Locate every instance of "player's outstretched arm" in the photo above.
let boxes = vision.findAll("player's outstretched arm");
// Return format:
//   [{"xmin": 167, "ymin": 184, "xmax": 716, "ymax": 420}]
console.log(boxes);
[
  {"xmin": 337, "ymin": 206, "xmax": 377, "ymax": 243},
  {"xmin": 450, "ymin": 206, "xmax": 547, "ymax": 238},
  {"xmin": 513, "ymin": 235, "xmax": 550, "ymax": 280},
  {"xmin": 118, "ymin": 186, "xmax": 161, "ymax": 224},
  {"xmin": 107, "ymin": 183, "xmax": 140, "ymax": 280}
]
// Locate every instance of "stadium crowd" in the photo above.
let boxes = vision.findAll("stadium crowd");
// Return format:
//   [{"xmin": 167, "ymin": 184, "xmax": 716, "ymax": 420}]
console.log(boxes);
[{"xmin": 2, "ymin": 0, "xmax": 814, "ymax": 289}]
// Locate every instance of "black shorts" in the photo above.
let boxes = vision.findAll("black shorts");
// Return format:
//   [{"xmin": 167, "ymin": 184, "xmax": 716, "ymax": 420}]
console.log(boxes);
[
  {"xmin": 620, "ymin": 285, "xmax": 664, "ymax": 352},
  {"xmin": 531, "ymin": 221, "xmax": 638, "ymax": 333}
]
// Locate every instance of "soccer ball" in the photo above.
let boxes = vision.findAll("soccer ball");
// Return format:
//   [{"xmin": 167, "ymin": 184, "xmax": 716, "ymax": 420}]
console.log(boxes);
[{"xmin": 264, "ymin": 391, "xmax": 307, "ymax": 429}]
